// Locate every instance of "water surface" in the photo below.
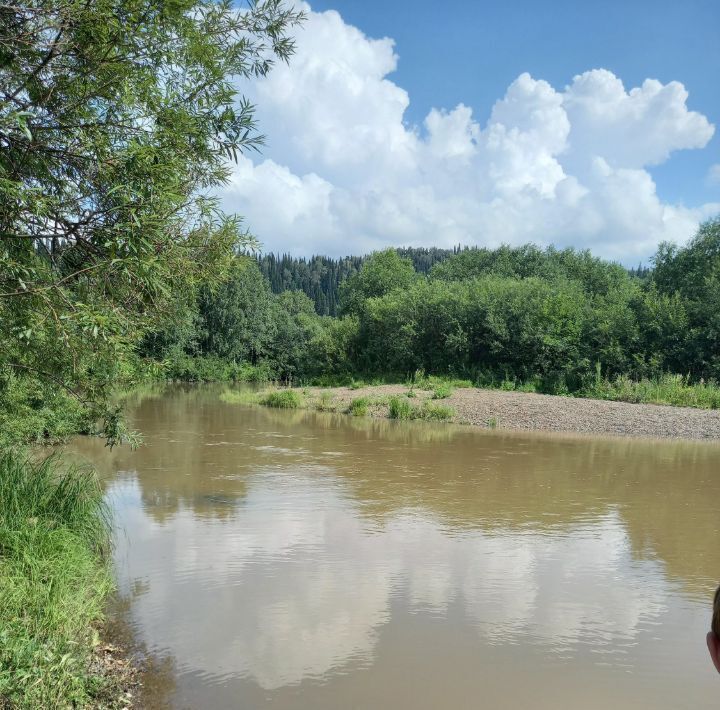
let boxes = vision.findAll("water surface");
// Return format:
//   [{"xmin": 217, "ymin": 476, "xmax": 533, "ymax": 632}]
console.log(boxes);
[{"xmin": 70, "ymin": 386, "xmax": 720, "ymax": 709}]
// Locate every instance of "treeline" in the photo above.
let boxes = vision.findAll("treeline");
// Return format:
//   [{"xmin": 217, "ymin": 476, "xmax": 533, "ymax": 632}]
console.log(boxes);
[
  {"xmin": 148, "ymin": 218, "xmax": 720, "ymax": 395},
  {"xmin": 256, "ymin": 247, "xmax": 460, "ymax": 315},
  {"xmin": 256, "ymin": 247, "xmax": 651, "ymax": 317}
]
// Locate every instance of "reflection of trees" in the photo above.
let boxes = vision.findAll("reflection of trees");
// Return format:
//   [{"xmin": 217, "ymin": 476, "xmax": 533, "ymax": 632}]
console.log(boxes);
[{"xmin": 68, "ymin": 385, "xmax": 720, "ymax": 595}]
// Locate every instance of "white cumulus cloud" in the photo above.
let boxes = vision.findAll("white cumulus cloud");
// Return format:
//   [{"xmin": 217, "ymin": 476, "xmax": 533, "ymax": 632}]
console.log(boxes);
[{"xmin": 221, "ymin": 3, "xmax": 718, "ymax": 261}]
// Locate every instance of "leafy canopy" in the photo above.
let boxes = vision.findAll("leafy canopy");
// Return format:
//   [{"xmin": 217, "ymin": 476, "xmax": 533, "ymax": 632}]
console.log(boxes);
[{"xmin": 0, "ymin": 0, "xmax": 303, "ymax": 444}]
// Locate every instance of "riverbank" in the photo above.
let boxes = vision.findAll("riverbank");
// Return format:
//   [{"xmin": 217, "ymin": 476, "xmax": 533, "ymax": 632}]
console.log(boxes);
[
  {"xmin": 229, "ymin": 384, "xmax": 720, "ymax": 441},
  {"xmin": 0, "ymin": 453, "xmax": 137, "ymax": 709}
]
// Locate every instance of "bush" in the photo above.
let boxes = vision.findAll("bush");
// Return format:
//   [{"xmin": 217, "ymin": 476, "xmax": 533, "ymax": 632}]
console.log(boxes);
[
  {"xmin": 388, "ymin": 396, "xmax": 454, "ymax": 421},
  {"xmin": 420, "ymin": 402, "xmax": 455, "ymax": 421},
  {"xmin": 0, "ymin": 453, "xmax": 112, "ymax": 708},
  {"xmin": 260, "ymin": 389, "xmax": 303, "ymax": 409},
  {"xmin": 431, "ymin": 383, "xmax": 454, "ymax": 399},
  {"xmin": 388, "ymin": 396, "xmax": 414, "ymax": 419},
  {"xmin": 0, "ymin": 370, "xmax": 92, "ymax": 447},
  {"xmin": 348, "ymin": 397, "xmax": 369, "ymax": 416}
]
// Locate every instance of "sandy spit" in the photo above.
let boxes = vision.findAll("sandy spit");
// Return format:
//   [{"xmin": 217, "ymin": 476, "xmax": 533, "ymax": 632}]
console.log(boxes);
[{"xmin": 300, "ymin": 384, "xmax": 720, "ymax": 441}]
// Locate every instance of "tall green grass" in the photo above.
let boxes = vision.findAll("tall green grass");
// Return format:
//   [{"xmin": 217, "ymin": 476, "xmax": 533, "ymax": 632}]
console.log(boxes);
[
  {"xmin": 219, "ymin": 389, "xmax": 261, "ymax": 406},
  {"xmin": 0, "ymin": 453, "xmax": 113, "ymax": 708},
  {"xmin": 347, "ymin": 397, "xmax": 369, "ymax": 416},
  {"xmin": 260, "ymin": 389, "xmax": 303, "ymax": 409},
  {"xmin": 389, "ymin": 396, "xmax": 414, "ymax": 420},
  {"xmin": 581, "ymin": 373, "xmax": 720, "ymax": 409},
  {"xmin": 388, "ymin": 396, "xmax": 455, "ymax": 422}
]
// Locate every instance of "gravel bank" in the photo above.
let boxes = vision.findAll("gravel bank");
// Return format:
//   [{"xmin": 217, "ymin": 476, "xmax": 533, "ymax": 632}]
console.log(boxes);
[{"xmin": 303, "ymin": 385, "xmax": 720, "ymax": 441}]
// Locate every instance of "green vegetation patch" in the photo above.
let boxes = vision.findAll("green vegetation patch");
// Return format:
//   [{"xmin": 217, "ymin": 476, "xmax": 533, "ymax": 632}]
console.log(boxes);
[
  {"xmin": 420, "ymin": 402, "xmax": 455, "ymax": 421},
  {"xmin": 0, "ymin": 453, "xmax": 113, "ymax": 708},
  {"xmin": 388, "ymin": 396, "xmax": 414, "ymax": 420},
  {"xmin": 582, "ymin": 373, "xmax": 720, "ymax": 409},
  {"xmin": 219, "ymin": 389, "xmax": 262, "ymax": 406},
  {"xmin": 431, "ymin": 383, "xmax": 454, "ymax": 399},
  {"xmin": 260, "ymin": 389, "xmax": 303, "ymax": 409},
  {"xmin": 347, "ymin": 397, "xmax": 369, "ymax": 416},
  {"xmin": 388, "ymin": 396, "xmax": 455, "ymax": 422}
]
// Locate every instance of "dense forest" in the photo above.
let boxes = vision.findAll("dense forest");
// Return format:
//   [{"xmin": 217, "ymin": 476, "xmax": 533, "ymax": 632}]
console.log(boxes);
[
  {"xmin": 256, "ymin": 247, "xmax": 459, "ymax": 315},
  {"xmin": 141, "ymin": 218, "xmax": 720, "ymax": 400},
  {"xmin": 256, "ymin": 248, "xmax": 653, "ymax": 316}
]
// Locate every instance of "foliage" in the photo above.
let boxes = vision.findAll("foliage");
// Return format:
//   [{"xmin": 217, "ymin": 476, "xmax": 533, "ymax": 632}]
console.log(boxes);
[
  {"xmin": 348, "ymin": 397, "xmax": 369, "ymax": 416},
  {"xmin": 388, "ymin": 396, "xmax": 414, "ymax": 420},
  {"xmin": 431, "ymin": 383, "xmax": 454, "ymax": 399},
  {"xmin": 419, "ymin": 402, "xmax": 455, "ymax": 421},
  {"xmin": 339, "ymin": 249, "xmax": 417, "ymax": 316},
  {"xmin": 163, "ymin": 353, "xmax": 272, "ymax": 383},
  {"xmin": 260, "ymin": 389, "xmax": 302, "ymax": 409},
  {"xmin": 257, "ymin": 247, "xmax": 456, "ymax": 315},
  {"xmin": 0, "ymin": 368, "xmax": 92, "ymax": 447},
  {"xmin": 196, "ymin": 258, "xmax": 275, "ymax": 363},
  {"xmin": 0, "ymin": 453, "xmax": 112, "ymax": 708},
  {"xmin": 0, "ymin": 0, "xmax": 303, "ymax": 445},
  {"xmin": 219, "ymin": 389, "xmax": 262, "ymax": 406},
  {"xmin": 581, "ymin": 373, "xmax": 720, "ymax": 409},
  {"xmin": 388, "ymin": 396, "xmax": 454, "ymax": 421},
  {"xmin": 652, "ymin": 218, "xmax": 720, "ymax": 378},
  {"xmin": 145, "ymin": 219, "xmax": 720, "ymax": 411}
]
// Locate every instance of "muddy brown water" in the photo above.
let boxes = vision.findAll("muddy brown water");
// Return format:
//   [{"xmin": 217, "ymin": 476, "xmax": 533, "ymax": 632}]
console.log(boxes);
[{"xmin": 68, "ymin": 385, "xmax": 720, "ymax": 709}]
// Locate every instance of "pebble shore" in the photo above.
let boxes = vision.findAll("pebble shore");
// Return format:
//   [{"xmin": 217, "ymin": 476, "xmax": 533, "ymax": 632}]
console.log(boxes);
[{"xmin": 304, "ymin": 384, "xmax": 720, "ymax": 441}]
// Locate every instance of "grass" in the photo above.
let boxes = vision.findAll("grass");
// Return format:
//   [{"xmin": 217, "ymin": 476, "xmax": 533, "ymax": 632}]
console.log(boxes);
[
  {"xmin": 259, "ymin": 389, "xmax": 303, "ymax": 409},
  {"xmin": 0, "ymin": 452, "xmax": 114, "ymax": 708},
  {"xmin": 412, "ymin": 374, "xmax": 473, "ymax": 391},
  {"xmin": 431, "ymin": 383, "xmax": 454, "ymax": 399},
  {"xmin": 219, "ymin": 389, "xmax": 261, "ymax": 406},
  {"xmin": 420, "ymin": 402, "xmax": 455, "ymax": 421},
  {"xmin": 347, "ymin": 397, "xmax": 369, "ymax": 416},
  {"xmin": 388, "ymin": 396, "xmax": 455, "ymax": 422},
  {"xmin": 389, "ymin": 396, "xmax": 414, "ymax": 420},
  {"xmin": 315, "ymin": 391, "xmax": 337, "ymax": 412},
  {"xmin": 581, "ymin": 373, "xmax": 720, "ymax": 409}
]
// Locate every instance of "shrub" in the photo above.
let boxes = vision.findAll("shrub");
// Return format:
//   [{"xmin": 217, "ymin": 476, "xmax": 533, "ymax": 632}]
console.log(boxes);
[
  {"xmin": 260, "ymin": 389, "xmax": 303, "ymax": 409},
  {"xmin": 347, "ymin": 397, "xmax": 369, "ymax": 416},
  {"xmin": 388, "ymin": 396, "xmax": 414, "ymax": 419},
  {"xmin": 420, "ymin": 402, "xmax": 455, "ymax": 421},
  {"xmin": 431, "ymin": 383, "xmax": 454, "ymax": 399}
]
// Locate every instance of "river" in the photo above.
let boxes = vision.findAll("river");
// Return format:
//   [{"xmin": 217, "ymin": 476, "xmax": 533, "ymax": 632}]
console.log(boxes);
[{"xmin": 69, "ymin": 385, "xmax": 720, "ymax": 708}]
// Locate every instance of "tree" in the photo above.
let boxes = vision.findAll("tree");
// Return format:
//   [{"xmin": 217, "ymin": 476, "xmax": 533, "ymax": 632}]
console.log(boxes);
[
  {"xmin": 651, "ymin": 217, "xmax": 720, "ymax": 377},
  {"xmin": 0, "ymin": 0, "xmax": 303, "ymax": 443},
  {"xmin": 339, "ymin": 249, "xmax": 417, "ymax": 315},
  {"xmin": 267, "ymin": 290, "xmax": 320, "ymax": 381},
  {"xmin": 197, "ymin": 258, "xmax": 274, "ymax": 363}
]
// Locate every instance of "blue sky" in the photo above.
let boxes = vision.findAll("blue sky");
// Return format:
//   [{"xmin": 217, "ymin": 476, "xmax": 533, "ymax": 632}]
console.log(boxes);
[
  {"xmin": 309, "ymin": 0, "xmax": 719, "ymax": 207},
  {"xmin": 224, "ymin": 1, "xmax": 720, "ymax": 261}
]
